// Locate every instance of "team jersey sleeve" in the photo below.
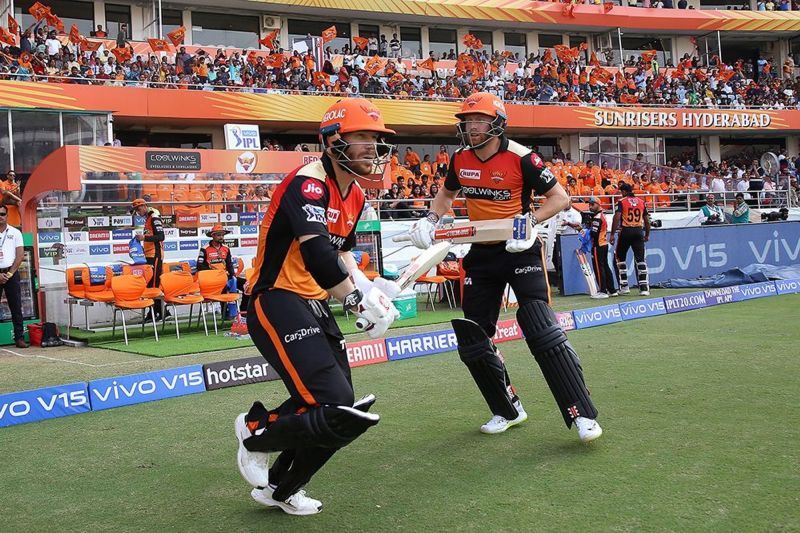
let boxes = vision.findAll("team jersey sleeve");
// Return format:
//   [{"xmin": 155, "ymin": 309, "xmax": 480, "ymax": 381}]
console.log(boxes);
[
  {"xmin": 280, "ymin": 175, "xmax": 331, "ymax": 239},
  {"xmin": 196, "ymin": 248, "xmax": 208, "ymax": 270},
  {"xmin": 520, "ymin": 152, "xmax": 557, "ymax": 196},
  {"xmin": 444, "ymin": 152, "xmax": 461, "ymax": 192}
]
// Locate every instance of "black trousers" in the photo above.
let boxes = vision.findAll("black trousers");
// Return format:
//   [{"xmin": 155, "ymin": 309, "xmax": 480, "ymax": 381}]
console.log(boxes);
[
  {"xmin": 247, "ymin": 289, "xmax": 353, "ymax": 501},
  {"xmin": 614, "ymin": 228, "xmax": 646, "ymax": 265},
  {"xmin": 0, "ymin": 271, "xmax": 24, "ymax": 340},
  {"xmin": 591, "ymin": 244, "xmax": 616, "ymax": 294},
  {"xmin": 462, "ymin": 241, "xmax": 550, "ymax": 337},
  {"xmin": 146, "ymin": 256, "xmax": 162, "ymax": 315}
]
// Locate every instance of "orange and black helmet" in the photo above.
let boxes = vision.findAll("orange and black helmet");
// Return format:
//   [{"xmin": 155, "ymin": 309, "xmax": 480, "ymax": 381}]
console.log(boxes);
[
  {"xmin": 455, "ymin": 92, "xmax": 507, "ymax": 121},
  {"xmin": 319, "ymin": 98, "xmax": 395, "ymax": 137}
]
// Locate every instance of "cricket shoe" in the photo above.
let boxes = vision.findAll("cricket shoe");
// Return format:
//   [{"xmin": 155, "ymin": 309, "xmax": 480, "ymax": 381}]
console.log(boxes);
[
  {"xmin": 480, "ymin": 400, "xmax": 528, "ymax": 434},
  {"xmin": 235, "ymin": 413, "xmax": 270, "ymax": 488},
  {"xmin": 610, "ymin": 291, "xmax": 620, "ymax": 297},
  {"xmin": 640, "ymin": 290, "xmax": 650, "ymax": 296},
  {"xmin": 251, "ymin": 486, "xmax": 322, "ymax": 516},
  {"xmin": 618, "ymin": 287, "xmax": 631, "ymax": 295},
  {"xmin": 591, "ymin": 293, "xmax": 609, "ymax": 299},
  {"xmin": 575, "ymin": 416, "xmax": 603, "ymax": 443},
  {"xmin": 353, "ymin": 393, "xmax": 377, "ymax": 413}
]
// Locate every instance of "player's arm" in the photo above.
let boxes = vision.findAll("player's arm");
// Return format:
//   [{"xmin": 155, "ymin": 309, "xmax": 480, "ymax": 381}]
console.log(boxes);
[
  {"xmin": 590, "ymin": 216, "xmax": 601, "ymax": 247},
  {"xmin": 533, "ymin": 184, "xmax": 569, "ymax": 224},
  {"xmin": 428, "ymin": 186, "xmax": 459, "ymax": 220},
  {"xmin": 643, "ymin": 207, "xmax": 651, "ymax": 242},
  {"xmin": 520, "ymin": 151, "xmax": 564, "ymax": 223},
  {"xmin": 196, "ymin": 248, "xmax": 209, "ymax": 271},
  {"xmin": 610, "ymin": 210, "xmax": 621, "ymax": 245},
  {"xmin": 225, "ymin": 251, "xmax": 235, "ymax": 278},
  {"xmin": 145, "ymin": 216, "xmax": 165, "ymax": 242}
]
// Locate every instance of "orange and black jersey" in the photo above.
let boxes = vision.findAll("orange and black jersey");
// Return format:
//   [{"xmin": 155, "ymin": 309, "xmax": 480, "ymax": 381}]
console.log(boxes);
[
  {"xmin": 250, "ymin": 155, "xmax": 364, "ymax": 300},
  {"xmin": 616, "ymin": 196, "xmax": 648, "ymax": 229},
  {"xmin": 590, "ymin": 211, "xmax": 609, "ymax": 247},
  {"xmin": 444, "ymin": 137, "xmax": 557, "ymax": 220},
  {"xmin": 142, "ymin": 211, "xmax": 164, "ymax": 259},
  {"xmin": 197, "ymin": 243, "xmax": 234, "ymax": 278}
]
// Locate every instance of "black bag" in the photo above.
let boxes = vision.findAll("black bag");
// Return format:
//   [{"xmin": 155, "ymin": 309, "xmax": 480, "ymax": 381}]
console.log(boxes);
[{"xmin": 41, "ymin": 322, "xmax": 64, "ymax": 348}]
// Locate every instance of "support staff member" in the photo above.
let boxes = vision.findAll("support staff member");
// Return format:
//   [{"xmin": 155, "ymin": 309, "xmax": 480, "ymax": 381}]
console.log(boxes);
[
  {"xmin": 197, "ymin": 224, "xmax": 235, "ymax": 279},
  {"xmin": 0, "ymin": 206, "xmax": 26, "ymax": 347},
  {"xmin": 132, "ymin": 198, "xmax": 165, "ymax": 320}
]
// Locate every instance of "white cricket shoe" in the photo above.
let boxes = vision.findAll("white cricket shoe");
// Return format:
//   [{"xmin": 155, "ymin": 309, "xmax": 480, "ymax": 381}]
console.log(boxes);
[
  {"xmin": 575, "ymin": 416, "xmax": 603, "ymax": 442},
  {"xmin": 640, "ymin": 290, "xmax": 650, "ymax": 296},
  {"xmin": 235, "ymin": 413, "xmax": 270, "ymax": 488},
  {"xmin": 619, "ymin": 287, "xmax": 631, "ymax": 295},
  {"xmin": 251, "ymin": 486, "xmax": 322, "ymax": 516},
  {"xmin": 610, "ymin": 291, "xmax": 620, "ymax": 297},
  {"xmin": 591, "ymin": 293, "xmax": 609, "ymax": 299},
  {"xmin": 480, "ymin": 400, "xmax": 528, "ymax": 434}
]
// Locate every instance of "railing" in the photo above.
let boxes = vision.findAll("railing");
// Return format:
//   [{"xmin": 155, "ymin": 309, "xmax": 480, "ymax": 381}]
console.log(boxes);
[{"xmin": 4, "ymin": 73, "xmax": 798, "ymax": 111}]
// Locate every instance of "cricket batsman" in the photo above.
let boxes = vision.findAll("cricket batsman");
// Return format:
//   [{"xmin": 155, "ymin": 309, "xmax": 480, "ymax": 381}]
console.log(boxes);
[
  {"xmin": 403, "ymin": 92, "xmax": 602, "ymax": 442},
  {"xmin": 234, "ymin": 99, "xmax": 401, "ymax": 515}
]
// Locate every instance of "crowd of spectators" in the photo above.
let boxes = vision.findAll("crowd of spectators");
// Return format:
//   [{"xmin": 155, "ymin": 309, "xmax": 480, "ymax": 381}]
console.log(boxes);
[{"xmin": 2, "ymin": 18, "xmax": 800, "ymax": 109}]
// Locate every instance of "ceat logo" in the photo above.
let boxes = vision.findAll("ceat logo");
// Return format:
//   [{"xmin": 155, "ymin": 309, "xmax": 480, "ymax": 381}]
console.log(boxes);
[
  {"xmin": 236, "ymin": 151, "xmax": 257, "ymax": 173},
  {"xmin": 301, "ymin": 179, "xmax": 325, "ymax": 200},
  {"xmin": 360, "ymin": 104, "xmax": 380, "ymax": 121},
  {"xmin": 490, "ymin": 170, "xmax": 506, "ymax": 183},
  {"xmin": 322, "ymin": 108, "xmax": 346, "ymax": 123}
]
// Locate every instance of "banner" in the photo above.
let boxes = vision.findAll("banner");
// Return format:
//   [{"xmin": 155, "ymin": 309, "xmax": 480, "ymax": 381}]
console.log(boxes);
[
  {"xmin": 203, "ymin": 357, "xmax": 279, "ymax": 391},
  {"xmin": 88, "ymin": 365, "xmax": 205, "ymax": 411},
  {"xmin": 562, "ymin": 222, "xmax": 800, "ymax": 295},
  {"xmin": 0, "ymin": 382, "xmax": 90, "ymax": 428}
]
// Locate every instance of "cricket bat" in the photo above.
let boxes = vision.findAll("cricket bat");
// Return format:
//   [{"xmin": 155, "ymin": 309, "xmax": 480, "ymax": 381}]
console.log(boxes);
[
  {"xmin": 393, "ymin": 217, "xmax": 532, "ymax": 244},
  {"xmin": 575, "ymin": 249, "xmax": 599, "ymax": 297},
  {"xmin": 355, "ymin": 241, "xmax": 452, "ymax": 331}
]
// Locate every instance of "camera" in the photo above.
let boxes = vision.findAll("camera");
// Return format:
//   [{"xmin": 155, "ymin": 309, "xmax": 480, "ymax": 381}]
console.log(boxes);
[
  {"xmin": 761, "ymin": 208, "xmax": 789, "ymax": 222},
  {"xmin": 650, "ymin": 219, "xmax": 663, "ymax": 228}
]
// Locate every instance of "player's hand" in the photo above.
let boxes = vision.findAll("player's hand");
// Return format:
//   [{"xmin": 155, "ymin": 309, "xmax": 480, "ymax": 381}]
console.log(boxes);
[
  {"xmin": 609, "ymin": 233, "xmax": 616, "ymax": 245},
  {"xmin": 353, "ymin": 287, "xmax": 399, "ymax": 339},
  {"xmin": 408, "ymin": 217, "xmax": 435, "ymax": 249},
  {"xmin": 644, "ymin": 234, "xmax": 649, "ymax": 242},
  {"xmin": 351, "ymin": 269, "xmax": 402, "ymax": 301},
  {"xmin": 505, "ymin": 214, "xmax": 539, "ymax": 253}
]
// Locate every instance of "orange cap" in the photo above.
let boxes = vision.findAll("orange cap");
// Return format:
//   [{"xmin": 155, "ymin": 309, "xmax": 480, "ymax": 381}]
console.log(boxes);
[
  {"xmin": 319, "ymin": 98, "xmax": 396, "ymax": 136},
  {"xmin": 206, "ymin": 223, "xmax": 231, "ymax": 237},
  {"xmin": 455, "ymin": 92, "xmax": 507, "ymax": 120},
  {"xmin": 131, "ymin": 198, "xmax": 147, "ymax": 208}
]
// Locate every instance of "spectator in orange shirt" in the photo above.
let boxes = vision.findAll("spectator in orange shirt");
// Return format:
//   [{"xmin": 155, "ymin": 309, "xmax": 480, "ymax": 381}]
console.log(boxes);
[
  {"xmin": 0, "ymin": 171, "xmax": 22, "ymax": 228},
  {"xmin": 419, "ymin": 155, "xmax": 433, "ymax": 179},
  {"xmin": 566, "ymin": 175, "xmax": 581, "ymax": 198},
  {"xmin": 599, "ymin": 161, "xmax": 614, "ymax": 188},
  {"xmin": 404, "ymin": 147, "xmax": 421, "ymax": 174},
  {"xmin": 580, "ymin": 160, "xmax": 597, "ymax": 188},
  {"xmin": 435, "ymin": 145, "xmax": 450, "ymax": 176}
]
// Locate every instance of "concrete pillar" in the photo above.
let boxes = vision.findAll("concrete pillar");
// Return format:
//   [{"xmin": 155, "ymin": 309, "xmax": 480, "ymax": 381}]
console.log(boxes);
[
  {"xmin": 182, "ymin": 10, "xmax": 192, "ymax": 45},
  {"xmin": 562, "ymin": 34, "xmax": 570, "ymax": 46},
  {"xmin": 526, "ymin": 32, "xmax": 539, "ymax": 58},
  {"xmin": 674, "ymin": 36, "xmax": 695, "ymax": 63},
  {"xmin": 130, "ymin": 4, "xmax": 145, "ymax": 40},
  {"xmin": 456, "ymin": 27, "xmax": 469, "ymax": 55},
  {"xmin": 420, "ymin": 26, "xmax": 430, "ymax": 58},
  {"xmin": 279, "ymin": 16, "xmax": 289, "ymax": 50},
  {"xmin": 211, "ymin": 128, "xmax": 226, "ymax": 149},
  {"xmin": 93, "ymin": 0, "xmax": 105, "ymax": 33},
  {"xmin": 702, "ymin": 135, "xmax": 721, "ymax": 164},
  {"xmin": 492, "ymin": 29, "xmax": 504, "ymax": 54}
]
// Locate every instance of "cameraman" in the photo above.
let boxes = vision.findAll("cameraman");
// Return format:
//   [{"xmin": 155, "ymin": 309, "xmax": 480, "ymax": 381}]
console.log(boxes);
[{"xmin": 699, "ymin": 194, "xmax": 725, "ymax": 225}]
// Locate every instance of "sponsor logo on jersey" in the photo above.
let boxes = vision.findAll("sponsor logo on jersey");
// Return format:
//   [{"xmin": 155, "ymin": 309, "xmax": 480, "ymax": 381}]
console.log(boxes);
[
  {"xmin": 301, "ymin": 179, "xmax": 325, "ymax": 200},
  {"xmin": 540, "ymin": 167, "xmax": 556, "ymax": 183},
  {"xmin": 461, "ymin": 186, "xmax": 511, "ymax": 201},
  {"xmin": 459, "ymin": 169, "xmax": 481, "ymax": 180},
  {"xmin": 490, "ymin": 170, "xmax": 505, "ymax": 183},
  {"xmin": 327, "ymin": 208, "xmax": 340, "ymax": 223},
  {"xmin": 303, "ymin": 204, "xmax": 326, "ymax": 224}
]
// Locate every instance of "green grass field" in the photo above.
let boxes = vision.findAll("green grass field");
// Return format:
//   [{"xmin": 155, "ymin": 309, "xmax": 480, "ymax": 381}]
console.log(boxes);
[{"xmin": 1, "ymin": 295, "xmax": 798, "ymax": 531}]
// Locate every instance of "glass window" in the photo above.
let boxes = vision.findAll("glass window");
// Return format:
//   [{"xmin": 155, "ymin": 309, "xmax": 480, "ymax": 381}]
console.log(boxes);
[
  {"xmin": 467, "ymin": 30, "xmax": 493, "ymax": 55},
  {"xmin": 429, "ymin": 28, "xmax": 457, "ymax": 61},
  {"xmin": 0, "ymin": 111, "xmax": 9, "ymax": 175},
  {"xmin": 400, "ymin": 27, "xmax": 421, "ymax": 59},
  {"xmin": 637, "ymin": 136, "xmax": 655, "ymax": 154},
  {"xmin": 63, "ymin": 114, "xmax": 96, "ymax": 146},
  {"xmin": 17, "ymin": 0, "xmax": 94, "ymax": 36},
  {"xmin": 538, "ymin": 33, "xmax": 562, "ymax": 56},
  {"xmin": 161, "ymin": 9, "xmax": 184, "ymax": 38},
  {"xmin": 580, "ymin": 135, "xmax": 598, "ymax": 154},
  {"xmin": 192, "ymin": 12, "xmax": 260, "ymax": 49},
  {"xmin": 105, "ymin": 4, "xmax": 131, "ymax": 38},
  {"xmin": 358, "ymin": 24, "xmax": 379, "ymax": 39},
  {"xmin": 619, "ymin": 137, "xmax": 637, "ymax": 154},
  {"xmin": 504, "ymin": 33, "xmax": 526, "ymax": 61},
  {"xmin": 11, "ymin": 111, "xmax": 61, "ymax": 174},
  {"xmin": 287, "ymin": 20, "xmax": 350, "ymax": 54},
  {"xmin": 599, "ymin": 136, "xmax": 618, "ymax": 154}
]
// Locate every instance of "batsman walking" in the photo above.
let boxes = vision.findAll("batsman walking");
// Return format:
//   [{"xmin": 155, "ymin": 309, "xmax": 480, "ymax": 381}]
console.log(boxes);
[
  {"xmin": 403, "ymin": 93, "xmax": 602, "ymax": 441},
  {"xmin": 234, "ymin": 99, "xmax": 401, "ymax": 515}
]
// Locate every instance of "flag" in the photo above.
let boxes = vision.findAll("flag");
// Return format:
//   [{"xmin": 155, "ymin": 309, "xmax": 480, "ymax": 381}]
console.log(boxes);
[
  {"xmin": 417, "ymin": 57, "xmax": 435, "ymax": 71},
  {"xmin": 653, "ymin": 75, "xmax": 665, "ymax": 89},
  {"xmin": 321, "ymin": 25, "xmax": 337, "ymax": 44},
  {"xmin": 554, "ymin": 45, "xmax": 579, "ymax": 64},
  {"xmin": 542, "ymin": 49, "xmax": 553, "ymax": 65},
  {"xmin": 365, "ymin": 55, "xmax": 384, "ymax": 75},
  {"xmin": 579, "ymin": 42, "xmax": 588, "ymax": 52},
  {"xmin": 45, "ymin": 12, "xmax": 64, "ymax": 33},
  {"xmin": 603, "ymin": 1, "xmax": 614, "ymax": 13},
  {"xmin": 111, "ymin": 46, "xmax": 132, "ymax": 63},
  {"xmin": 566, "ymin": 91, "xmax": 581, "ymax": 103},
  {"xmin": 463, "ymin": 34, "xmax": 483, "ymax": 50},
  {"xmin": 641, "ymin": 50, "xmax": 657, "ymax": 63},
  {"xmin": 456, "ymin": 53, "xmax": 475, "ymax": 76},
  {"xmin": 562, "ymin": 3, "xmax": 576, "ymax": 17},
  {"xmin": 352, "ymin": 36, "xmax": 368, "ymax": 51},
  {"xmin": 148, "ymin": 38, "xmax": 171, "ymax": 52},
  {"xmin": 388, "ymin": 72, "xmax": 404, "ymax": 87},
  {"xmin": 69, "ymin": 24, "xmax": 81, "ymax": 44},
  {"xmin": 619, "ymin": 93, "xmax": 638, "ymax": 104},
  {"xmin": 264, "ymin": 53, "xmax": 285, "ymax": 68},
  {"xmin": 312, "ymin": 71, "xmax": 330, "ymax": 86},
  {"xmin": 718, "ymin": 69, "xmax": 735, "ymax": 82},
  {"xmin": 7, "ymin": 15, "xmax": 19, "ymax": 35},
  {"xmin": 167, "ymin": 26, "xmax": 186, "ymax": 47},
  {"xmin": 28, "ymin": 1, "xmax": 51, "ymax": 21},
  {"xmin": 259, "ymin": 29, "xmax": 278, "ymax": 49},
  {"xmin": 694, "ymin": 69, "xmax": 707, "ymax": 81},
  {"xmin": 472, "ymin": 60, "xmax": 485, "ymax": 80},
  {"xmin": 79, "ymin": 38, "xmax": 103, "ymax": 52},
  {"xmin": 589, "ymin": 51, "xmax": 600, "ymax": 67},
  {"xmin": 0, "ymin": 27, "xmax": 15, "ymax": 46}
]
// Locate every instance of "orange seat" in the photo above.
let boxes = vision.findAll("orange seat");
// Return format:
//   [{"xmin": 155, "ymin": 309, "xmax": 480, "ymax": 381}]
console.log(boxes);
[
  {"xmin": 415, "ymin": 274, "xmax": 455, "ymax": 311},
  {"xmin": 110, "ymin": 275, "xmax": 159, "ymax": 345},
  {"xmin": 160, "ymin": 271, "xmax": 208, "ymax": 338},
  {"xmin": 197, "ymin": 269, "xmax": 241, "ymax": 335},
  {"xmin": 82, "ymin": 266, "xmax": 115, "ymax": 303},
  {"xmin": 357, "ymin": 251, "xmax": 381, "ymax": 281},
  {"xmin": 122, "ymin": 264, "xmax": 163, "ymax": 299},
  {"xmin": 64, "ymin": 266, "xmax": 92, "ymax": 336}
]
